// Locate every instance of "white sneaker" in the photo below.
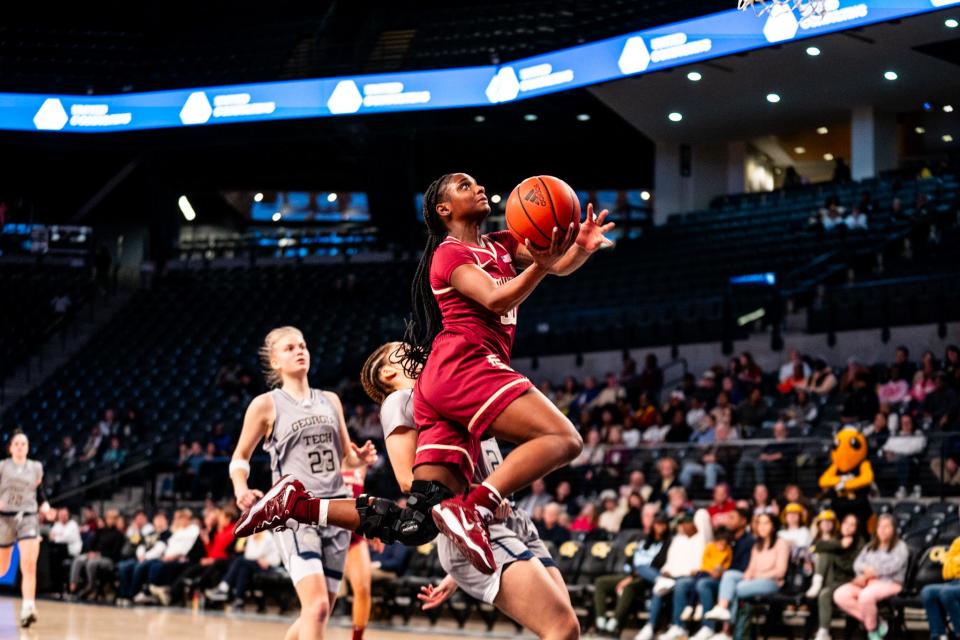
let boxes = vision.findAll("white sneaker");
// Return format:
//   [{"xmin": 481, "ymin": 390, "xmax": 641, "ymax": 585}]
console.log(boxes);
[
  {"xmin": 634, "ymin": 624, "xmax": 655, "ymax": 640},
  {"xmin": 680, "ymin": 605, "xmax": 695, "ymax": 621},
  {"xmin": 658, "ymin": 625, "xmax": 687, "ymax": 640},
  {"xmin": 693, "ymin": 604, "xmax": 703, "ymax": 621},
  {"xmin": 805, "ymin": 574, "xmax": 824, "ymax": 599},
  {"xmin": 19, "ymin": 605, "xmax": 37, "ymax": 628},
  {"xmin": 813, "ymin": 629, "xmax": 831, "ymax": 640},
  {"xmin": 653, "ymin": 576, "xmax": 677, "ymax": 596},
  {"xmin": 704, "ymin": 605, "xmax": 731, "ymax": 621},
  {"xmin": 605, "ymin": 618, "xmax": 618, "ymax": 633},
  {"xmin": 690, "ymin": 628, "xmax": 714, "ymax": 640},
  {"xmin": 709, "ymin": 633, "xmax": 732, "ymax": 640},
  {"xmin": 894, "ymin": 486, "xmax": 908, "ymax": 499},
  {"xmin": 597, "ymin": 617, "xmax": 608, "ymax": 631}
]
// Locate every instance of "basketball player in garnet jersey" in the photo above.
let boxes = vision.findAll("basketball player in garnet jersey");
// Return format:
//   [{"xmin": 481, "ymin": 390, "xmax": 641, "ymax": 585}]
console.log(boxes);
[
  {"xmin": 234, "ymin": 174, "xmax": 612, "ymax": 576},
  {"xmin": 402, "ymin": 172, "xmax": 613, "ymax": 571}
]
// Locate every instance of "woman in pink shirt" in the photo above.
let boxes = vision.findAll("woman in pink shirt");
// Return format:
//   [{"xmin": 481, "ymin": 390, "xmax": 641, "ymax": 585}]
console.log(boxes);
[{"xmin": 703, "ymin": 513, "xmax": 790, "ymax": 640}]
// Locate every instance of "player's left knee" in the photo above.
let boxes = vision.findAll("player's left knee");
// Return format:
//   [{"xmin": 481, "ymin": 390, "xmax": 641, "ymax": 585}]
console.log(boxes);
[
  {"xmin": 560, "ymin": 429, "xmax": 583, "ymax": 460},
  {"xmin": 551, "ymin": 611, "xmax": 580, "ymax": 640},
  {"xmin": 303, "ymin": 598, "xmax": 330, "ymax": 625}
]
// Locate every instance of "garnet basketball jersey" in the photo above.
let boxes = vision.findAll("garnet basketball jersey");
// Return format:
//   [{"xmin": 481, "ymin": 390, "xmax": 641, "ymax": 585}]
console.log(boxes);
[
  {"xmin": 429, "ymin": 231, "xmax": 520, "ymax": 360},
  {"xmin": 0, "ymin": 459, "xmax": 42, "ymax": 513},
  {"xmin": 380, "ymin": 387, "xmax": 504, "ymax": 483},
  {"xmin": 264, "ymin": 388, "xmax": 347, "ymax": 497}
]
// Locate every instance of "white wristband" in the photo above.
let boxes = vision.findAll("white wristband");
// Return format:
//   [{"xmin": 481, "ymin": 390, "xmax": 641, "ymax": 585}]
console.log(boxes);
[
  {"xmin": 318, "ymin": 499, "xmax": 329, "ymax": 527},
  {"xmin": 229, "ymin": 459, "xmax": 251, "ymax": 477}
]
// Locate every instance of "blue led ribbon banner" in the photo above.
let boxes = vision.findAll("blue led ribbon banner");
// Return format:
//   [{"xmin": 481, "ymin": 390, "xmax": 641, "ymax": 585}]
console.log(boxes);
[{"xmin": 2, "ymin": 0, "xmax": 956, "ymax": 132}]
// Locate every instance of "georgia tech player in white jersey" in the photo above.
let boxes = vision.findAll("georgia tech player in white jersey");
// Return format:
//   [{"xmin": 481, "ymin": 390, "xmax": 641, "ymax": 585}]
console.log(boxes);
[{"xmin": 359, "ymin": 342, "xmax": 577, "ymax": 639}]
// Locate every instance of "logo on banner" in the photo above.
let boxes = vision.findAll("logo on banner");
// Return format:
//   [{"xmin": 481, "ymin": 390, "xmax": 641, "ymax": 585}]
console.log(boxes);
[
  {"xmin": 485, "ymin": 67, "xmax": 521, "ymax": 104},
  {"xmin": 327, "ymin": 81, "xmax": 363, "ymax": 114},
  {"xmin": 361, "ymin": 82, "xmax": 431, "ymax": 108},
  {"xmin": 617, "ymin": 36, "xmax": 651, "ymax": 75},
  {"xmin": 33, "ymin": 98, "xmax": 69, "ymax": 130},
  {"xmin": 181, "ymin": 91, "xmax": 277, "ymax": 124}
]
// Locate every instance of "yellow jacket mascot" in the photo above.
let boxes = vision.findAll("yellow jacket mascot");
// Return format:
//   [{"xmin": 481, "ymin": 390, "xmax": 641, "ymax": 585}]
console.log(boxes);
[{"xmin": 819, "ymin": 428, "xmax": 875, "ymax": 534}]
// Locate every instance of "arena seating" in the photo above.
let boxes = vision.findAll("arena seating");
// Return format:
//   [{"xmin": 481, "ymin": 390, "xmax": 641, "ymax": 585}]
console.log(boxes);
[{"xmin": 0, "ymin": 261, "xmax": 92, "ymax": 381}]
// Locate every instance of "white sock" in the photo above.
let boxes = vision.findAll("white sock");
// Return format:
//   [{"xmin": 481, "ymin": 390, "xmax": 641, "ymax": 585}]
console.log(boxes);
[
  {"xmin": 217, "ymin": 581, "xmax": 228, "ymax": 592},
  {"xmin": 21, "ymin": 599, "xmax": 35, "ymax": 610},
  {"xmin": 318, "ymin": 499, "xmax": 329, "ymax": 527}
]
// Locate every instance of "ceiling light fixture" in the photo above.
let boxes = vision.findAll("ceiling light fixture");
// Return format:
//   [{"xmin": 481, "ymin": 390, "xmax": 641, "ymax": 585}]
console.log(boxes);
[
  {"xmin": 766, "ymin": 93, "xmax": 781, "ymax": 103},
  {"xmin": 668, "ymin": 112, "xmax": 683, "ymax": 122},
  {"xmin": 817, "ymin": 126, "xmax": 829, "ymax": 135},
  {"xmin": 687, "ymin": 71, "xmax": 703, "ymax": 81},
  {"xmin": 823, "ymin": 153, "xmax": 835, "ymax": 161},
  {"xmin": 806, "ymin": 46, "xmax": 821, "ymax": 56}
]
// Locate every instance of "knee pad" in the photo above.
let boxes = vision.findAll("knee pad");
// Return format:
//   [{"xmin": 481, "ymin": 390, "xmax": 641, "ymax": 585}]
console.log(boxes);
[{"xmin": 355, "ymin": 481, "xmax": 454, "ymax": 546}]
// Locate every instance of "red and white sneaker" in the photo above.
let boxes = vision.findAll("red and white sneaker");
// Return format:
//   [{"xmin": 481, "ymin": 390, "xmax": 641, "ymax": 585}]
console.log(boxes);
[
  {"xmin": 431, "ymin": 497, "xmax": 497, "ymax": 575},
  {"xmin": 234, "ymin": 474, "xmax": 308, "ymax": 538}
]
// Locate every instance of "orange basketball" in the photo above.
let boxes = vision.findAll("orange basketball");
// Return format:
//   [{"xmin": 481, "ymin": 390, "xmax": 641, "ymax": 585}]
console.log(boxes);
[{"xmin": 505, "ymin": 176, "xmax": 581, "ymax": 250}]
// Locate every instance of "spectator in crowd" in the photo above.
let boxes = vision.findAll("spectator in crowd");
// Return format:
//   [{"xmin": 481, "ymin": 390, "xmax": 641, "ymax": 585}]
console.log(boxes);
[
  {"xmin": 877, "ymin": 366, "xmax": 910, "ymax": 407},
  {"xmin": 571, "ymin": 428, "xmax": 606, "ymax": 470},
  {"xmin": 686, "ymin": 396, "xmax": 708, "ymax": 431},
  {"xmin": 554, "ymin": 376, "xmax": 579, "ymax": 416},
  {"xmin": 910, "ymin": 351, "xmax": 939, "ymax": 405},
  {"xmin": 68, "ymin": 509, "xmax": 125, "ymax": 599},
  {"xmin": 921, "ymin": 535, "xmax": 960, "ymax": 640},
  {"xmin": 735, "ymin": 421, "xmax": 795, "ymax": 488},
  {"xmin": 893, "ymin": 346, "xmax": 917, "ymax": 382},
  {"xmin": 751, "ymin": 484, "xmax": 779, "ymax": 518},
  {"xmin": 57, "ymin": 436, "xmax": 77, "ymax": 468},
  {"xmin": 779, "ymin": 349, "xmax": 811, "ymax": 385},
  {"xmin": 669, "ymin": 529, "xmax": 733, "ymax": 640},
  {"xmin": 846, "ymin": 206, "xmax": 869, "ymax": 230},
  {"xmin": 538, "ymin": 379, "xmax": 557, "ymax": 404},
  {"xmin": 703, "ymin": 512, "xmax": 789, "ymax": 638},
  {"xmin": 594, "ymin": 513, "xmax": 670, "ymax": 636},
  {"xmin": 930, "ymin": 435, "xmax": 960, "ymax": 488},
  {"xmin": 778, "ymin": 503, "xmax": 812, "ymax": 550},
  {"xmin": 738, "ymin": 387, "xmax": 770, "ymax": 431},
  {"xmin": 661, "ymin": 390, "xmax": 688, "ymax": 427},
  {"xmin": 50, "ymin": 508, "xmax": 82, "ymax": 557},
  {"xmin": 650, "ymin": 457, "xmax": 682, "ymax": 505},
  {"xmin": 570, "ymin": 376, "xmax": 601, "ymax": 416},
  {"xmin": 833, "ymin": 157, "xmax": 852, "ymax": 183},
  {"xmin": 120, "ymin": 408, "xmax": 140, "ymax": 439},
  {"xmin": 781, "ymin": 484, "xmax": 812, "ymax": 524},
  {"xmin": 597, "ymin": 490, "xmax": 626, "ymax": 534},
  {"xmin": 634, "ymin": 392, "xmax": 662, "ymax": 430},
  {"xmin": 807, "ymin": 513, "xmax": 864, "ymax": 640},
  {"xmin": 139, "ymin": 509, "xmax": 203, "ymax": 606},
  {"xmin": 785, "ymin": 389, "xmax": 818, "ymax": 431},
  {"xmin": 635, "ymin": 510, "xmax": 712, "ymax": 640},
  {"xmin": 78, "ymin": 426, "xmax": 104, "ymax": 463},
  {"xmin": 590, "ymin": 372, "xmax": 627, "ymax": 410},
  {"xmin": 97, "ymin": 408, "xmax": 117, "ymax": 437},
  {"xmin": 517, "ymin": 479, "xmax": 552, "ymax": 518},
  {"xmin": 664, "ymin": 410, "xmax": 693, "ymax": 444},
  {"xmin": 866, "ymin": 412, "xmax": 892, "ymax": 463},
  {"xmin": 925, "ymin": 372, "xmax": 959, "ymax": 429},
  {"xmin": 205, "ymin": 530, "xmax": 280, "ymax": 608},
  {"xmin": 782, "ymin": 166, "xmax": 804, "ymax": 189},
  {"xmin": 117, "ymin": 512, "xmax": 170, "ymax": 604},
  {"xmin": 833, "ymin": 514, "xmax": 909, "ymax": 640},
  {"xmin": 125, "ymin": 510, "xmax": 153, "ymax": 547},
  {"xmin": 210, "ymin": 423, "xmax": 232, "ymax": 456},
  {"xmin": 619, "ymin": 492, "xmax": 645, "ymax": 531},
  {"xmin": 692, "ymin": 508, "xmax": 754, "ymax": 639},
  {"xmin": 706, "ymin": 483, "xmax": 737, "ymax": 530},
  {"xmin": 370, "ymin": 541, "xmax": 412, "ymax": 581},
  {"xmin": 778, "ymin": 362, "xmax": 809, "ymax": 396},
  {"xmin": 638, "ymin": 353, "xmax": 664, "ymax": 399},
  {"xmin": 881, "ymin": 413, "xmax": 927, "ymax": 498},
  {"xmin": 553, "ymin": 481, "xmax": 578, "ymax": 517},
  {"xmin": 737, "ymin": 353, "xmax": 763, "ymax": 388},
  {"xmin": 944, "ymin": 345, "xmax": 960, "ymax": 389},
  {"xmin": 536, "ymin": 503, "xmax": 572, "ymax": 546},
  {"xmin": 842, "ymin": 372, "xmax": 880, "ymax": 424},
  {"xmin": 665, "ymin": 486, "xmax": 694, "ymax": 521},
  {"xmin": 840, "ymin": 358, "xmax": 868, "ymax": 394},
  {"xmin": 347, "ymin": 404, "xmax": 381, "ymax": 441},
  {"xmin": 711, "ymin": 392, "xmax": 735, "ymax": 427},
  {"xmin": 102, "ymin": 437, "xmax": 127, "ymax": 467},
  {"xmin": 807, "ymin": 359, "xmax": 838, "ymax": 398},
  {"xmin": 621, "ymin": 469, "xmax": 653, "ymax": 504},
  {"xmin": 570, "ymin": 503, "xmax": 599, "ymax": 534},
  {"xmin": 169, "ymin": 505, "xmax": 238, "ymax": 605}
]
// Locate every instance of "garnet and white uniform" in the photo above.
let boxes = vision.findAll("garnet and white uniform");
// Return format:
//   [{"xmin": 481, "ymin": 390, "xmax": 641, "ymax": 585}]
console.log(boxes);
[
  {"xmin": 413, "ymin": 231, "xmax": 533, "ymax": 484},
  {"xmin": 381, "ymin": 388, "xmax": 553, "ymax": 603},
  {"xmin": 264, "ymin": 388, "xmax": 350, "ymax": 589},
  {"xmin": 341, "ymin": 468, "xmax": 366, "ymax": 548}
]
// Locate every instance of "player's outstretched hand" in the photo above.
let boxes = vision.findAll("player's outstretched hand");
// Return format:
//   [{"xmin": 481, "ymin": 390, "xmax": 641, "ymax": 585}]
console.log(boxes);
[
  {"xmin": 493, "ymin": 499, "xmax": 513, "ymax": 523},
  {"xmin": 352, "ymin": 440, "xmax": 378, "ymax": 466},
  {"xmin": 526, "ymin": 222, "xmax": 577, "ymax": 270},
  {"xmin": 236, "ymin": 488, "xmax": 264, "ymax": 511},
  {"xmin": 576, "ymin": 203, "xmax": 615, "ymax": 253},
  {"xmin": 418, "ymin": 575, "xmax": 458, "ymax": 610}
]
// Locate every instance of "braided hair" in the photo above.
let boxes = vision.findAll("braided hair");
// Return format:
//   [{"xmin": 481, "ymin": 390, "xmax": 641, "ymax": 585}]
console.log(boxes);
[
  {"xmin": 400, "ymin": 174, "xmax": 456, "ymax": 378},
  {"xmin": 360, "ymin": 342, "xmax": 399, "ymax": 404}
]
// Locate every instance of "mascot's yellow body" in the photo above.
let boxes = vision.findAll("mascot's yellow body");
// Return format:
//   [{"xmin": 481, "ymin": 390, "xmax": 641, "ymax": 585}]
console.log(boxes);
[{"xmin": 819, "ymin": 428, "xmax": 875, "ymax": 534}]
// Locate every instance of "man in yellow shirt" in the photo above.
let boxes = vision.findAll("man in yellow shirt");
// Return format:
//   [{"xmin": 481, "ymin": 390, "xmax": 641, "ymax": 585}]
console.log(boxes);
[{"xmin": 921, "ymin": 536, "xmax": 960, "ymax": 640}]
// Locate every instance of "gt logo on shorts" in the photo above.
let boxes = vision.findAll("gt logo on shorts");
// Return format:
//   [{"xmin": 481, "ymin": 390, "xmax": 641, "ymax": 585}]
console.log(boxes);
[{"xmin": 485, "ymin": 355, "xmax": 513, "ymax": 371}]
